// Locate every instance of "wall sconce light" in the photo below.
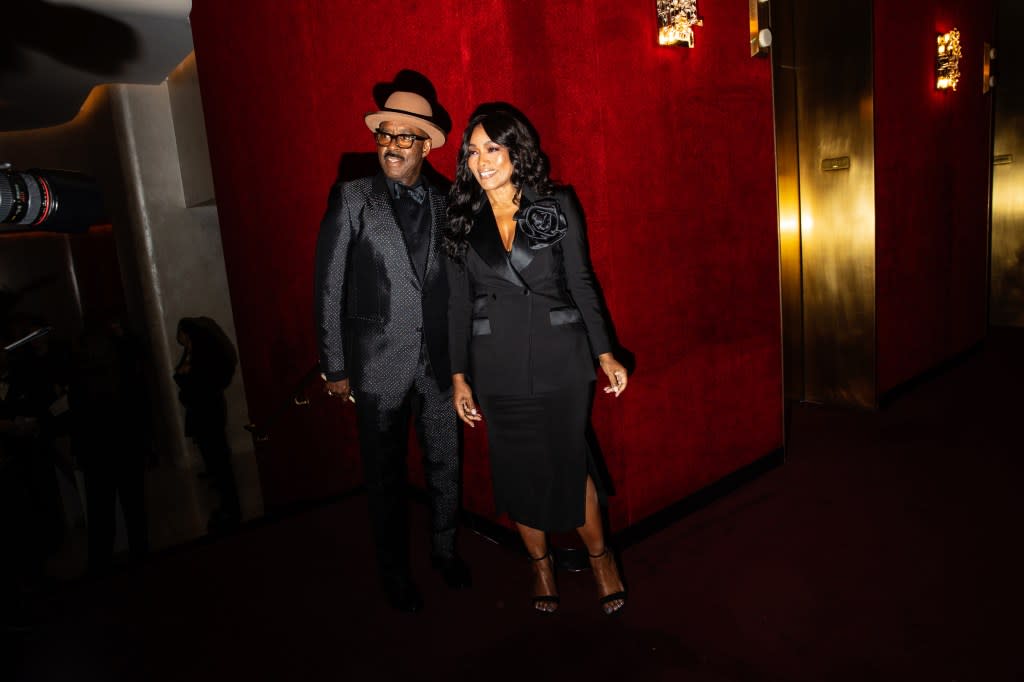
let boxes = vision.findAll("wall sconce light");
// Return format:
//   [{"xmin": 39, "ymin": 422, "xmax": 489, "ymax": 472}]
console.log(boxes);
[
  {"xmin": 749, "ymin": 0, "xmax": 772, "ymax": 57},
  {"xmin": 935, "ymin": 29, "xmax": 962, "ymax": 91},
  {"xmin": 658, "ymin": 0, "xmax": 702, "ymax": 47}
]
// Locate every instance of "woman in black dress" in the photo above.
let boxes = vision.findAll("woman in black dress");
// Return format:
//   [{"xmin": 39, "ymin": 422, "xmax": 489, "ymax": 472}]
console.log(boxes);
[{"xmin": 446, "ymin": 108, "xmax": 628, "ymax": 614}]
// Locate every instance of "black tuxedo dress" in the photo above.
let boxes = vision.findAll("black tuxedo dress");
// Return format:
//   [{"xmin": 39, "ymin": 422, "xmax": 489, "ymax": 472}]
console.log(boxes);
[{"xmin": 448, "ymin": 187, "xmax": 612, "ymax": 531}]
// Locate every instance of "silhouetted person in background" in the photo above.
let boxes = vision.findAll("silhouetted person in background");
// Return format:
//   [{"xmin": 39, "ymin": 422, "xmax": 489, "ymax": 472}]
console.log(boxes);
[
  {"xmin": 174, "ymin": 317, "xmax": 240, "ymax": 531},
  {"xmin": 1, "ymin": 346, "xmax": 34, "ymax": 630},
  {"xmin": 1, "ymin": 314, "xmax": 69, "ymax": 582},
  {"xmin": 69, "ymin": 314, "xmax": 151, "ymax": 572}
]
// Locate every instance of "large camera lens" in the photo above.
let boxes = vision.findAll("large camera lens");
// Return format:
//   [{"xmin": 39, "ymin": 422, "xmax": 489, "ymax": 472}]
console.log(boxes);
[
  {"xmin": 0, "ymin": 168, "xmax": 47, "ymax": 225},
  {"xmin": 0, "ymin": 164, "xmax": 105, "ymax": 234}
]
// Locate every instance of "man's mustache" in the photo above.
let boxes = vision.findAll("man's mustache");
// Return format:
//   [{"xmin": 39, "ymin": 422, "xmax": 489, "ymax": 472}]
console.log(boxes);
[{"xmin": 384, "ymin": 151, "xmax": 404, "ymax": 160}]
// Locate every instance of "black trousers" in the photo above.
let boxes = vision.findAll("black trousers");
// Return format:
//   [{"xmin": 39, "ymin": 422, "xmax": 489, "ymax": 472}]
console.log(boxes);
[
  {"xmin": 353, "ymin": 361, "xmax": 459, "ymax": 587},
  {"xmin": 194, "ymin": 428, "xmax": 241, "ymax": 521},
  {"xmin": 83, "ymin": 443, "xmax": 149, "ymax": 571}
]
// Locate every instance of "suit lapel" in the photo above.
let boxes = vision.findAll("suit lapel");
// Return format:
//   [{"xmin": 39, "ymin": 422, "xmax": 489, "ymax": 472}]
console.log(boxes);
[
  {"xmin": 370, "ymin": 173, "xmax": 421, "ymax": 287},
  {"xmin": 425, "ymin": 186, "xmax": 446, "ymax": 283},
  {"xmin": 509, "ymin": 187, "xmax": 539, "ymax": 273},
  {"xmin": 468, "ymin": 203, "xmax": 525, "ymax": 287}
]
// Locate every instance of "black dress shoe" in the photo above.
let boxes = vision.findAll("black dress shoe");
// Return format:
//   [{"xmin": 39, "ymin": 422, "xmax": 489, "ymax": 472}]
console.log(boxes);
[
  {"xmin": 432, "ymin": 555, "xmax": 472, "ymax": 589},
  {"xmin": 384, "ymin": 579, "xmax": 423, "ymax": 613}
]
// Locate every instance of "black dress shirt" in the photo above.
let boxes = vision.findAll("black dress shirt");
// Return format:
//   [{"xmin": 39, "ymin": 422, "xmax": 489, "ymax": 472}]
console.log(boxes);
[{"xmin": 386, "ymin": 177, "xmax": 429, "ymax": 282}]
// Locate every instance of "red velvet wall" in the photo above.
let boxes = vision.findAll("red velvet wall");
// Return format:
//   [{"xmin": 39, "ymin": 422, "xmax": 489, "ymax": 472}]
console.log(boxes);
[
  {"xmin": 188, "ymin": 1, "xmax": 783, "ymax": 529},
  {"xmin": 874, "ymin": 0, "xmax": 994, "ymax": 393}
]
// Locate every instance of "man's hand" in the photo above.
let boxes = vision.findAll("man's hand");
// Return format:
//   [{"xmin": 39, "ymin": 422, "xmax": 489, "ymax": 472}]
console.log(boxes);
[{"xmin": 325, "ymin": 378, "xmax": 351, "ymax": 403}]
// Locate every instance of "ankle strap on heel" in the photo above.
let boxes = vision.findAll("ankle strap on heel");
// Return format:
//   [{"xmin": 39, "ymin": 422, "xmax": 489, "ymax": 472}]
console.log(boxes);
[
  {"xmin": 528, "ymin": 550, "xmax": 551, "ymax": 562},
  {"xmin": 588, "ymin": 548, "xmax": 610, "ymax": 559}
]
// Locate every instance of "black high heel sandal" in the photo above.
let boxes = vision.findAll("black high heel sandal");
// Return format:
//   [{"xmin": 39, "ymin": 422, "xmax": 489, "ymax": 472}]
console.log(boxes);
[
  {"xmin": 528, "ymin": 551, "xmax": 560, "ymax": 614},
  {"xmin": 588, "ymin": 548, "xmax": 626, "ymax": 616}
]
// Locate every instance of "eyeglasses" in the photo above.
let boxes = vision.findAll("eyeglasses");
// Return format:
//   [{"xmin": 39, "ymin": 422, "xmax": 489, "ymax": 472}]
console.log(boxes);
[{"xmin": 374, "ymin": 130, "xmax": 428, "ymax": 149}]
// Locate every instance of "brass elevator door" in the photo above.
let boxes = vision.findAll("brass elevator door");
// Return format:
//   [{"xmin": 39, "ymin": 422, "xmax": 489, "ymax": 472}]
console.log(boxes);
[
  {"xmin": 991, "ymin": 0, "xmax": 1024, "ymax": 326},
  {"xmin": 773, "ymin": 0, "xmax": 877, "ymax": 408}
]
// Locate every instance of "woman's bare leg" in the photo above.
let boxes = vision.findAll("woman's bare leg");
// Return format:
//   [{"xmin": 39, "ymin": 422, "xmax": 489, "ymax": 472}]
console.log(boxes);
[
  {"xmin": 515, "ymin": 522, "xmax": 558, "ymax": 613},
  {"xmin": 575, "ymin": 476, "xmax": 625, "ymax": 614}
]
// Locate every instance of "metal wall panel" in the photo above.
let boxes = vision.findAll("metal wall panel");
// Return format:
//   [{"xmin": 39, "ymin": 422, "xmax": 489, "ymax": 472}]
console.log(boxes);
[
  {"xmin": 772, "ymin": 0, "xmax": 876, "ymax": 407},
  {"xmin": 793, "ymin": 0, "xmax": 876, "ymax": 407},
  {"xmin": 991, "ymin": 0, "xmax": 1024, "ymax": 326},
  {"xmin": 771, "ymin": 0, "xmax": 805, "ymax": 402}
]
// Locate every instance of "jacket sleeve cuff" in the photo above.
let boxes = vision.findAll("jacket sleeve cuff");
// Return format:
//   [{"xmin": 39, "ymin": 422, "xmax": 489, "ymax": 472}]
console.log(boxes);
[{"xmin": 324, "ymin": 369, "xmax": 348, "ymax": 382}]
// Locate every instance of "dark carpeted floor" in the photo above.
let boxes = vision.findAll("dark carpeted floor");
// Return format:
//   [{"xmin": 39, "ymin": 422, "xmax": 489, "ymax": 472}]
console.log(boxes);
[{"xmin": 8, "ymin": 327, "xmax": 1023, "ymax": 681}]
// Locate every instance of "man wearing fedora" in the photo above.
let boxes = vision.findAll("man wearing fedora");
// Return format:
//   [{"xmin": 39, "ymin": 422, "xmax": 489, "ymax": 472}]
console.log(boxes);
[{"xmin": 314, "ymin": 90, "xmax": 470, "ymax": 612}]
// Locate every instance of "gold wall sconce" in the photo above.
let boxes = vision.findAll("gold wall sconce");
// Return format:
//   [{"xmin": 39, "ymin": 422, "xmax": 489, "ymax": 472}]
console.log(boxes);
[
  {"xmin": 749, "ymin": 0, "xmax": 772, "ymax": 57},
  {"xmin": 936, "ymin": 29, "xmax": 962, "ymax": 90},
  {"xmin": 658, "ymin": 0, "xmax": 703, "ymax": 47}
]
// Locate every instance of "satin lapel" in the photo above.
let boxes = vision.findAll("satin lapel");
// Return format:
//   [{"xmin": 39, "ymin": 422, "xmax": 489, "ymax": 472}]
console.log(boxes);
[
  {"xmin": 508, "ymin": 187, "xmax": 539, "ymax": 273},
  {"xmin": 425, "ymin": 187, "xmax": 446, "ymax": 282},
  {"xmin": 370, "ymin": 174, "xmax": 421, "ymax": 286},
  {"xmin": 468, "ymin": 204, "xmax": 524, "ymax": 287}
]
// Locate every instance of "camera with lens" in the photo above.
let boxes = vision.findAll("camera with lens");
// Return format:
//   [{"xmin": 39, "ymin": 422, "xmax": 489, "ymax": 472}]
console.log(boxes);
[{"xmin": 0, "ymin": 163, "xmax": 106, "ymax": 234}]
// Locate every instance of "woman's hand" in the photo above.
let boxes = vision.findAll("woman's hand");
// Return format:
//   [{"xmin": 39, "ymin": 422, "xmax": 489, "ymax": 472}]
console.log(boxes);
[
  {"xmin": 598, "ymin": 353, "xmax": 628, "ymax": 397},
  {"xmin": 452, "ymin": 374, "xmax": 483, "ymax": 427}
]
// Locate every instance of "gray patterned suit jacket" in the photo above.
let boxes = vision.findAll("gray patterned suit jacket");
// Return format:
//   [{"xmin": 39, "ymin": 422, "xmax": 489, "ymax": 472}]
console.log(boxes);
[{"xmin": 314, "ymin": 173, "xmax": 452, "ymax": 394}]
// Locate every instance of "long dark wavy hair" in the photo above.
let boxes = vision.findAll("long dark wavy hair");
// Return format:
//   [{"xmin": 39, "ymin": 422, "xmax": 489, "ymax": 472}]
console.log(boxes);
[{"xmin": 445, "ymin": 107, "xmax": 555, "ymax": 260}]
